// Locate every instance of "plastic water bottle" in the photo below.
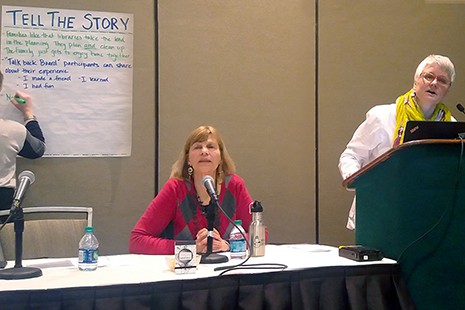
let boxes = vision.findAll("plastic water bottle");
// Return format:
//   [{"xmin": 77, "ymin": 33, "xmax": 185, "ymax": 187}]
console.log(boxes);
[
  {"xmin": 249, "ymin": 201, "xmax": 266, "ymax": 257},
  {"xmin": 78, "ymin": 226, "xmax": 99, "ymax": 271},
  {"xmin": 229, "ymin": 219, "xmax": 247, "ymax": 259}
]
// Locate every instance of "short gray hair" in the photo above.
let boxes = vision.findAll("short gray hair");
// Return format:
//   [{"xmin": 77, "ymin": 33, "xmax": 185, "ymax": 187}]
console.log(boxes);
[{"xmin": 414, "ymin": 54, "xmax": 455, "ymax": 83}]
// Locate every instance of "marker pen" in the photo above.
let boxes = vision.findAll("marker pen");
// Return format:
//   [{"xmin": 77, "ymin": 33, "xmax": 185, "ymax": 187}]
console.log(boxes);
[
  {"xmin": 14, "ymin": 97, "xmax": 26, "ymax": 104},
  {"xmin": 6, "ymin": 94, "xmax": 26, "ymax": 104}
]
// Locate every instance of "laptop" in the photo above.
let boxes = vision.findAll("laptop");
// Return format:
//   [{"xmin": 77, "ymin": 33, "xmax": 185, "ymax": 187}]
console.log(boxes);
[{"xmin": 403, "ymin": 121, "xmax": 465, "ymax": 143}]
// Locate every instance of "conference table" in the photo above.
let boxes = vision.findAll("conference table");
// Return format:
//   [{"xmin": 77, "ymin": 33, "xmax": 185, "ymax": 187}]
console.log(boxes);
[{"xmin": 0, "ymin": 244, "xmax": 415, "ymax": 309}]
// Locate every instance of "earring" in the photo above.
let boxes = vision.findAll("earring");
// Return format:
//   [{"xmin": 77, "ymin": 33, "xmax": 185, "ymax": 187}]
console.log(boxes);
[
  {"xmin": 217, "ymin": 166, "xmax": 223, "ymax": 178},
  {"xmin": 187, "ymin": 165, "xmax": 194, "ymax": 177}
]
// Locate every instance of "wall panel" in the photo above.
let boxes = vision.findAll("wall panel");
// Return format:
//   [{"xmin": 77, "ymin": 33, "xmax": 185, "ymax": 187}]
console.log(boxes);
[
  {"xmin": 9, "ymin": 0, "xmax": 156, "ymax": 255},
  {"xmin": 319, "ymin": 0, "xmax": 465, "ymax": 246},
  {"xmin": 158, "ymin": 0, "xmax": 316, "ymax": 244}
]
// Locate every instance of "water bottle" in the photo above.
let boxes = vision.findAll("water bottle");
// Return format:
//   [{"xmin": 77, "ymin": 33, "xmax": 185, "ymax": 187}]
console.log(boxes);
[
  {"xmin": 229, "ymin": 219, "xmax": 247, "ymax": 259},
  {"xmin": 249, "ymin": 201, "xmax": 266, "ymax": 257},
  {"xmin": 78, "ymin": 226, "xmax": 99, "ymax": 271}
]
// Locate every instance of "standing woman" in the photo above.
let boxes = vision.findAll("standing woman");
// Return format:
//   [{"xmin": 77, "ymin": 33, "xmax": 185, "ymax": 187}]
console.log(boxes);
[
  {"xmin": 0, "ymin": 71, "xmax": 46, "ymax": 211},
  {"xmin": 339, "ymin": 54, "xmax": 455, "ymax": 229},
  {"xmin": 129, "ymin": 125, "xmax": 266, "ymax": 255}
]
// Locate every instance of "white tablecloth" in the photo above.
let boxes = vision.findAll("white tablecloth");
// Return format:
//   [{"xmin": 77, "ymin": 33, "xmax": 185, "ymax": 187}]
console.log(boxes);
[{"xmin": 0, "ymin": 244, "xmax": 396, "ymax": 291}]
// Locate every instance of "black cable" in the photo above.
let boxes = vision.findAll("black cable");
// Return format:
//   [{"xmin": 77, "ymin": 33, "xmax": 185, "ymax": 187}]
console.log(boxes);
[
  {"xmin": 396, "ymin": 140, "xmax": 464, "ymax": 280},
  {"xmin": 212, "ymin": 201, "xmax": 252, "ymax": 272},
  {"xmin": 212, "ymin": 201, "xmax": 288, "ymax": 275},
  {"xmin": 0, "ymin": 211, "xmax": 15, "ymax": 232},
  {"xmin": 218, "ymin": 263, "xmax": 288, "ymax": 276}
]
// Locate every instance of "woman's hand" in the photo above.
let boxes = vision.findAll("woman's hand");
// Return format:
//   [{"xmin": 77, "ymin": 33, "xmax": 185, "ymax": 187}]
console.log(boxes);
[
  {"xmin": 10, "ymin": 91, "xmax": 35, "ymax": 122},
  {"xmin": 196, "ymin": 228, "xmax": 229, "ymax": 254}
]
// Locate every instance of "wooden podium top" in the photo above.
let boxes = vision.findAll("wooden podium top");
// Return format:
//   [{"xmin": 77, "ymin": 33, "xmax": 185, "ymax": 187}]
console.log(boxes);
[{"xmin": 342, "ymin": 139, "xmax": 463, "ymax": 189}]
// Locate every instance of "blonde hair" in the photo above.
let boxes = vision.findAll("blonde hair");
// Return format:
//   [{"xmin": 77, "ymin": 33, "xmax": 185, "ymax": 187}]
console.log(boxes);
[{"xmin": 170, "ymin": 125, "xmax": 236, "ymax": 182}]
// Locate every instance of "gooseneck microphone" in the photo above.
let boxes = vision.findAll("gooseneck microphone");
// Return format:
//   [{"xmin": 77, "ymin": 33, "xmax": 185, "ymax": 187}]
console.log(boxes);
[
  {"xmin": 11, "ymin": 170, "xmax": 35, "ymax": 211},
  {"xmin": 199, "ymin": 175, "xmax": 228, "ymax": 264},
  {"xmin": 456, "ymin": 103, "xmax": 465, "ymax": 115},
  {"xmin": 202, "ymin": 175, "xmax": 218, "ymax": 202}
]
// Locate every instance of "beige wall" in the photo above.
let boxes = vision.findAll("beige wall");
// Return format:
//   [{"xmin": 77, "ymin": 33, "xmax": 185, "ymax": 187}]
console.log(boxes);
[
  {"xmin": 9, "ymin": 0, "xmax": 465, "ymax": 254},
  {"xmin": 158, "ymin": 0, "xmax": 316, "ymax": 244},
  {"xmin": 159, "ymin": 0, "xmax": 465, "ymax": 247},
  {"xmin": 318, "ymin": 1, "xmax": 465, "ymax": 246},
  {"xmin": 12, "ymin": 0, "xmax": 156, "ymax": 255}
]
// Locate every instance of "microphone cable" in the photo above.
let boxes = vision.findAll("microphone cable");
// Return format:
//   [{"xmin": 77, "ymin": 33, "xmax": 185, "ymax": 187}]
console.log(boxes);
[
  {"xmin": 396, "ymin": 137, "xmax": 464, "ymax": 282},
  {"xmin": 213, "ymin": 201, "xmax": 288, "ymax": 275},
  {"xmin": 217, "ymin": 263, "xmax": 288, "ymax": 276},
  {"xmin": 0, "ymin": 212, "xmax": 14, "ymax": 232},
  {"xmin": 0, "ymin": 170, "xmax": 36, "ymax": 231},
  {"xmin": 0, "ymin": 190, "xmax": 25, "ymax": 232}
]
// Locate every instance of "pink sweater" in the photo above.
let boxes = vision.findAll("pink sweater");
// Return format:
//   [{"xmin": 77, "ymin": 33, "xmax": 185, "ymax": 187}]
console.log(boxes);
[{"xmin": 129, "ymin": 174, "xmax": 256, "ymax": 255}]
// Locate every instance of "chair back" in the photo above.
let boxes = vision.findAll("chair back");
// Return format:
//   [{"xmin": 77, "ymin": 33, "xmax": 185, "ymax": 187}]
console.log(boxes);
[{"xmin": 0, "ymin": 206, "xmax": 93, "ymax": 260}]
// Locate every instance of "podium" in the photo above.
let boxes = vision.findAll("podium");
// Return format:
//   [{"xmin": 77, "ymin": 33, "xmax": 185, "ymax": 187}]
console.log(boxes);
[{"xmin": 344, "ymin": 139, "xmax": 465, "ymax": 310}]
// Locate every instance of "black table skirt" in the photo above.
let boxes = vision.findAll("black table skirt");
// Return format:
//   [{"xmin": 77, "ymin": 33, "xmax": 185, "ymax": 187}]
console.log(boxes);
[{"xmin": 0, "ymin": 264, "xmax": 415, "ymax": 310}]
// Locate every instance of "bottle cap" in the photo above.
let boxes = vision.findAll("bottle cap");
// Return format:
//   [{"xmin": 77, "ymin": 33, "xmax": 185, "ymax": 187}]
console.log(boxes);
[
  {"xmin": 251, "ymin": 201, "xmax": 263, "ymax": 212},
  {"xmin": 234, "ymin": 219, "xmax": 242, "ymax": 225},
  {"xmin": 85, "ymin": 226, "xmax": 94, "ymax": 233}
]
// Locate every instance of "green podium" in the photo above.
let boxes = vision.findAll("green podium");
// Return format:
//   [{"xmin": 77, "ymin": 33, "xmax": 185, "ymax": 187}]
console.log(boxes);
[{"xmin": 344, "ymin": 140, "xmax": 465, "ymax": 310}]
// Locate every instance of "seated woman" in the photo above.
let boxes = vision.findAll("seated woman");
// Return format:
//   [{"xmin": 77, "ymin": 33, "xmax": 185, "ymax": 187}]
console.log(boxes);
[{"xmin": 129, "ymin": 125, "xmax": 267, "ymax": 255}]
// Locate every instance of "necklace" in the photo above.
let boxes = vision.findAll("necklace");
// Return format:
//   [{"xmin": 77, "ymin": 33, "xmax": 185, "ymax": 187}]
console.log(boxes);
[
  {"xmin": 195, "ymin": 179, "xmax": 215, "ymax": 206},
  {"xmin": 196, "ymin": 194, "xmax": 206, "ymax": 206}
]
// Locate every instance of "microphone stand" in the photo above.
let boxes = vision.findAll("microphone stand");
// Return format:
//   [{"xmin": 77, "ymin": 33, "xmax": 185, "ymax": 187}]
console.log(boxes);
[
  {"xmin": 200, "ymin": 201, "xmax": 228, "ymax": 264},
  {"xmin": 0, "ymin": 205, "xmax": 42, "ymax": 280}
]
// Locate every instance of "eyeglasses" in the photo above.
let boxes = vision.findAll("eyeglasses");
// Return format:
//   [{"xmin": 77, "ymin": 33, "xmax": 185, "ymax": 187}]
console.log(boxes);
[{"xmin": 421, "ymin": 72, "xmax": 451, "ymax": 87}]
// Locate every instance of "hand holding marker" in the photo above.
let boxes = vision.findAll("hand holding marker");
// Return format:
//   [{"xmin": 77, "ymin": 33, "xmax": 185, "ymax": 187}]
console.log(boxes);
[{"xmin": 6, "ymin": 94, "xmax": 26, "ymax": 104}]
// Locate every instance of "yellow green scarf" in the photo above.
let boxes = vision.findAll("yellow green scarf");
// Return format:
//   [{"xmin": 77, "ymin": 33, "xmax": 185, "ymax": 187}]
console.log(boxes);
[{"xmin": 392, "ymin": 89, "xmax": 451, "ymax": 146}]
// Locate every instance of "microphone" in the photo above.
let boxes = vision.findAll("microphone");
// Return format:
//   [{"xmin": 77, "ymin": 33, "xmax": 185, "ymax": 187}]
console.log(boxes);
[
  {"xmin": 456, "ymin": 103, "xmax": 465, "ymax": 115},
  {"xmin": 202, "ymin": 175, "xmax": 218, "ymax": 202},
  {"xmin": 199, "ymin": 175, "xmax": 228, "ymax": 264},
  {"xmin": 11, "ymin": 170, "xmax": 35, "ymax": 210}
]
